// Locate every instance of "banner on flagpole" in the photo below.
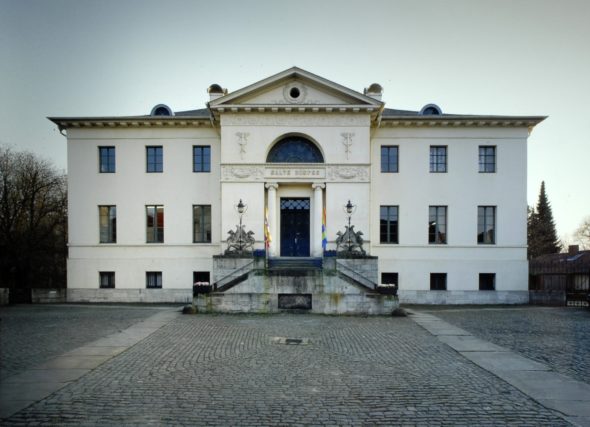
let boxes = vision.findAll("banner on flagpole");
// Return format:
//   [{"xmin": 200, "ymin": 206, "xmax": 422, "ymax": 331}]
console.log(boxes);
[
  {"xmin": 264, "ymin": 207, "xmax": 272, "ymax": 249},
  {"xmin": 322, "ymin": 207, "xmax": 327, "ymax": 251}
]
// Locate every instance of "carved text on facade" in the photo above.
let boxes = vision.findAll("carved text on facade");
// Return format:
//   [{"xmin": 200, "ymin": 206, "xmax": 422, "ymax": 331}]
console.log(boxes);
[{"xmin": 221, "ymin": 164, "xmax": 370, "ymax": 182}]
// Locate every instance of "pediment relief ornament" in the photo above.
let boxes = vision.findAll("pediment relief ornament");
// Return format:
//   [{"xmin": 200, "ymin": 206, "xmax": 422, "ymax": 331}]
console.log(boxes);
[
  {"xmin": 326, "ymin": 166, "xmax": 369, "ymax": 181},
  {"xmin": 221, "ymin": 164, "xmax": 369, "ymax": 182},
  {"xmin": 235, "ymin": 132, "xmax": 249, "ymax": 159},
  {"xmin": 341, "ymin": 132, "xmax": 354, "ymax": 159},
  {"xmin": 221, "ymin": 165, "xmax": 264, "ymax": 181}
]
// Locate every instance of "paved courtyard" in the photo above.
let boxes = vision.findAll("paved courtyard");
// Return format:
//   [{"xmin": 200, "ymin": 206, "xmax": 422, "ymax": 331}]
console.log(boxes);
[
  {"xmin": 0, "ymin": 305, "xmax": 165, "ymax": 380},
  {"xmin": 2, "ymin": 305, "xmax": 584, "ymax": 426},
  {"xmin": 418, "ymin": 305, "xmax": 590, "ymax": 381}
]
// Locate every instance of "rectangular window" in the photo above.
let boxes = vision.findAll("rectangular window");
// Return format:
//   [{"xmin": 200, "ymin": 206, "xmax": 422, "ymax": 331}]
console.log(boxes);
[
  {"xmin": 146, "ymin": 146, "xmax": 163, "ymax": 172},
  {"xmin": 477, "ymin": 206, "xmax": 496, "ymax": 244},
  {"xmin": 430, "ymin": 273, "xmax": 447, "ymax": 291},
  {"xmin": 381, "ymin": 272, "xmax": 399, "ymax": 286},
  {"xmin": 380, "ymin": 205, "xmax": 399, "ymax": 244},
  {"xmin": 99, "ymin": 205, "xmax": 116, "ymax": 243},
  {"xmin": 429, "ymin": 206, "xmax": 447, "ymax": 244},
  {"xmin": 146, "ymin": 272, "xmax": 162, "ymax": 289},
  {"xmin": 99, "ymin": 147, "xmax": 116, "ymax": 173},
  {"xmin": 430, "ymin": 146, "xmax": 447, "ymax": 173},
  {"xmin": 193, "ymin": 271, "xmax": 210, "ymax": 285},
  {"xmin": 381, "ymin": 146, "xmax": 399, "ymax": 173},
  {"xmin": 479, "ymin": 146, "xmax": 496, "ymax": 173},
  {"xmin": 193, "ymin": 146, "xmax": 211, "ymax": 172},
  {"xmin": 99, "ymin": 272, "xmax": 115, "ymax": 289},
  {"xmin": 193, "ymin": 205, "xmax": 212, "ymax": 243},
  {"xmin": 479, "ymin": 273, "xmax": 496, "ymax": 291},
  {"xmin": 146, "ymin": 205, "xmax": 164, "ymax": 243}
]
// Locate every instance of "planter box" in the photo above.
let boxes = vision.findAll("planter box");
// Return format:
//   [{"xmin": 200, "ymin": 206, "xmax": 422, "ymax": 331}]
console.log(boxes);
[
  {"xmin": 376, "ymin": 286, "xmax": 398, "ymax": 296},
  {"xmin": 193, "ymin": 284, "xmax": 212, "ymax": 295}
]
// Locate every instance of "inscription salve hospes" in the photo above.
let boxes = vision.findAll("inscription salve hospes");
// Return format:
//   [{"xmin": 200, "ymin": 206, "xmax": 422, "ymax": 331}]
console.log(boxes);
[{"xmin": 221, "ymin": 165, "xmax": 370, "ymax": 182}]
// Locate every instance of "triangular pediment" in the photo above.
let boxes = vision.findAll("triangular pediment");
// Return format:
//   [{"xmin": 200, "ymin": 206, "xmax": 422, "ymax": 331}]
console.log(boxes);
[{"xmin": 209, "ymin": 67, "xmax": 383, "ymax": 109}]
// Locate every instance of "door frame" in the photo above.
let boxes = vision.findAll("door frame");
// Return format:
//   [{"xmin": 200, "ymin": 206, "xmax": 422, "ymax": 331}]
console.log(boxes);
[{"xmin": 279, "ymin": 197, "xmax": 311, "ymax": 257}]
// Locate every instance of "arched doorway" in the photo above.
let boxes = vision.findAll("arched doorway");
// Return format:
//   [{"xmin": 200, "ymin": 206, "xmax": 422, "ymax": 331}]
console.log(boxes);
[{"xmin": 267, "ymin": 136, "xmax": 323, "ymax": 257}]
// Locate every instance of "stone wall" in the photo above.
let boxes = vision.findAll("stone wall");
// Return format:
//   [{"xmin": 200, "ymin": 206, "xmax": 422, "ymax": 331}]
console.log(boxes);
[
  {"xmin": 398, "ymin": 290, "xmax": 529, "ymax": 305},
  {"xmin": 212, "ymin": 256, "xmax": 257, "ymax": 283},
  {"xmin": 195, "ymin": 291, "xmax": 397, "ymax": 315},
  {"xmin": 31, "ymin": 289, "xmax": 67, "ymax": 303},
  {"xmin": 68, "ymin": 288, "xmax": 192, "ymax": 303},
  {"xmin": 336, "ymin": 258, "xmax": 379, "ymax": 285}
]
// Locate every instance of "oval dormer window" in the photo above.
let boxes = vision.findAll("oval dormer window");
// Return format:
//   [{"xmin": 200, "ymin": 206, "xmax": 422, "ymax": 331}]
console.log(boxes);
[
  {"xmin": 420, "ymin": 104, "xmax": 442, "ymax": 115},
  {"xmin": 267, "ymin": 136, "xmax": 324, "ymax": 163},
  {"xmin": 150, "ymin": 104, "xmax": 174, "ymax": 116}
]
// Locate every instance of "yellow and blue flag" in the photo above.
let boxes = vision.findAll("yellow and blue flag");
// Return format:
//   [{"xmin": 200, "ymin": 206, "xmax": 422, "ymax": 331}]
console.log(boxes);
[
  {"xmin": 322, "ymin": 207, "xmax": 327, "ymax": 251},
  {"xmin": 264, "ymin": 206, "xmax": 272, "ymax": 249}
]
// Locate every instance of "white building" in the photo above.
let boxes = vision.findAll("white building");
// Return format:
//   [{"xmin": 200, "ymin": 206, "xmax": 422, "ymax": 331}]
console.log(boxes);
[{"xmin": 50, "ymin": 67, "xmax": 545, "ymax": 307}]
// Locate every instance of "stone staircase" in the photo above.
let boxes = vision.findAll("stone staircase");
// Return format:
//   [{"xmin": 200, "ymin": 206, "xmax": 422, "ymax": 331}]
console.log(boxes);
[
  {"xmin": 200, "ymin": 255, "xmax": 398, "ymax": 315},
  {"xmin": 267, "ymin": 257, "xmax": 323, "ymax": 271}
]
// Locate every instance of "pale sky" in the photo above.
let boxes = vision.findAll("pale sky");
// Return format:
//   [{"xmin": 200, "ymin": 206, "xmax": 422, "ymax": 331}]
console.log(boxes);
[{"xmin": 1, "ymin": 0, "xmax": 589, "ymax": 239}]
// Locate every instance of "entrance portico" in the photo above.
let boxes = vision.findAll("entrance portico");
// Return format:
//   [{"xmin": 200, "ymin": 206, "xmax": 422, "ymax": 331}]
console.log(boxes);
[{"xmin": 265, "ymin": 182, "xmax": 325, "ymax": 257}]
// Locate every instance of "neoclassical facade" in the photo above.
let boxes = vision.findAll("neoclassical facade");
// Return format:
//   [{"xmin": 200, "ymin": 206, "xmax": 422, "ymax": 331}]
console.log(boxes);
[{"xmin": 50, "ymin": 67, "xmax": 545, "ymax": 305}]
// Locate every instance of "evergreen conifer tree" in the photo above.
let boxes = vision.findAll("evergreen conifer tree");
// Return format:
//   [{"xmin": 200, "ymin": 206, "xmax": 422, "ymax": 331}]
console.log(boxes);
[{"xmin": 528, "ymin": 181, "xmax": 560, "ymax": 259}]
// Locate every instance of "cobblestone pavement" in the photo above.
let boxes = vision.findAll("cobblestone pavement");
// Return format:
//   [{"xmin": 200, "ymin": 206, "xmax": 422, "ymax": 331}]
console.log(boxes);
[
  {"xmin": 4, "ymin": 313, "xmax": 568, "ymax": 426},
  {"xmin": 0, "ymin": 304, "xmax": 164, "ymax": 379},
  {"xmin": 419, "ymin": 306, "xmax": 590, "ymax": 384}
]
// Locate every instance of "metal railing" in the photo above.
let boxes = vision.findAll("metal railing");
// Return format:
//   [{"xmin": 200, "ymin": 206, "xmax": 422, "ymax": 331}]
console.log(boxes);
[{"xmin": 213, "ymin": 260, "xmax": 255, "ymax": 291}]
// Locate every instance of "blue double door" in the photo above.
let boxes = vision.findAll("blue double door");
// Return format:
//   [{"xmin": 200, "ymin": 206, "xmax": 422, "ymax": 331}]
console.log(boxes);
[{"xmin": 280, "ymin": 198, "xmax": 310, "ymax": 257}]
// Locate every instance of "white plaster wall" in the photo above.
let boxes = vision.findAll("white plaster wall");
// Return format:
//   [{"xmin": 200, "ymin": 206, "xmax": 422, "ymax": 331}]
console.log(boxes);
[
  {"xmin": 219, "ymin": 113, "xmax": 371, "ymax": 165},
  {"xmin": 371, "ymin": 126, "xmax": 529, "ymax": 293},
  {"xmin": 67, "ymin": 127, "xmax": 221, "ymax": 290},
  {"xmin": 66, "ymin": 114, "xmax": 531, "ymax": 302},
  {"xmin": 220, "ymin": 182, "xmax": 265, "ymax": 248},
  {"xmin": 325, "ymin": 183, "xmax": 371, "ymax": 248}
]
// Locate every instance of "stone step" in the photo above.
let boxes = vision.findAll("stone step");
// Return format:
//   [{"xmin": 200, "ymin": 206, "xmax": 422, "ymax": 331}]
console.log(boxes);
[{"xmin": 267, "ymin": 257, "xmax": 323, "ymax": 270}]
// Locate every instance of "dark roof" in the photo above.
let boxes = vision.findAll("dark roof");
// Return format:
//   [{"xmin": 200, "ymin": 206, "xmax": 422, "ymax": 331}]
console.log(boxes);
[
  {"xmin": 382, "ymin": 108, "xmax": 421, "ymax": 116},
  {"xmin": 173, "ymin": 108, "xmax": 210, "ymax": 117}
]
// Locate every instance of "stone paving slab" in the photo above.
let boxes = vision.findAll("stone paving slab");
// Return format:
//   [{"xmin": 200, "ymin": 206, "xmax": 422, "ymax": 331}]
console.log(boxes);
[
  {"xmin": 461, "ymin": 351, "xmax": 550, "ymax": 372},
  {"xmin": 2, "ymin": 368, "xmax": 91, "ymax": 384},
  {"xmin": 0, "ymin": 382, "xmax": 66, "ymax": 401},
  {"xmin": 62, "ymin": 346, "xmax": 128, "ymax": 357},
  {"xmin": 498, "ymin": 370, "xmax": 590, "ymax": 401},
  {"xmin": 36, "ymin": 355, "xmax": 114, "ymax": 369},
  {"xmin": 438, "ymin": 334, "xmax": 506, "ymax": 352}
]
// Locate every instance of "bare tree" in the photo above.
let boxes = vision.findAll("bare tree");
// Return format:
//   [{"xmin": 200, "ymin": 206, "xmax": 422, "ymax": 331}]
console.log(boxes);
[
  {"xmin": 574, "ymin": 216, "xmax": 590, "ymax": 249},
  {"xmin": 0, "ymin": 146, "xmax": 67, "ymax": 292}
]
